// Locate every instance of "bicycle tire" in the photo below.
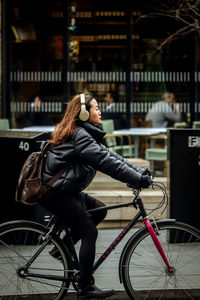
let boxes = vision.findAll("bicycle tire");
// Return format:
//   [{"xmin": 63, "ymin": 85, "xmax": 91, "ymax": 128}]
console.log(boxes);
[
  {"xmin": 120, "ymin": 220, "xmax": 200, "ymax": 300},
  {"xmin": 0, "ymin": 220, "xmax": 72, "ymax": 300}
]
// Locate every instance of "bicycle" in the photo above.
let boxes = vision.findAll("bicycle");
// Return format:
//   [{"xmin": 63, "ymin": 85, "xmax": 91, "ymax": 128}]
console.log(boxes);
[{"xmin": 0, "ymin": 182, "xmax": 200, "ymax": 300}]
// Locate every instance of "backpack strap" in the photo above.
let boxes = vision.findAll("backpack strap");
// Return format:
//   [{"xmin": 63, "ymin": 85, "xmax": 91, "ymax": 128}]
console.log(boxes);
[
  {"xmin": 40, "ymin": 141, "xmax": 50, "ymax": 151},
  {"xmin": 42, "ymin": 163, "xmax": 71, "ymax": 192}
]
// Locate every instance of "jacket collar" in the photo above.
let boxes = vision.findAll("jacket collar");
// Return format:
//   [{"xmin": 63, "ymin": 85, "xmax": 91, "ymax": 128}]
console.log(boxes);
[{"xmin": 78, "ymin": 121, "xmax": 106, "ymax": 143}]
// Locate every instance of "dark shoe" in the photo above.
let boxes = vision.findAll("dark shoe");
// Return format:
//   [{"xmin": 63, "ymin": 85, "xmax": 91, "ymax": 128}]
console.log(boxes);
[
  {"xmin": 77, "ymin": 285, "xmax": 115, "ymax": 299},
  {"xmin": 49, "ymin": 230, "xmax": 70, "ymax": 260},
  {"xmin": 49, "ymin": 246, "xmax": 62, "ymax": 260}
]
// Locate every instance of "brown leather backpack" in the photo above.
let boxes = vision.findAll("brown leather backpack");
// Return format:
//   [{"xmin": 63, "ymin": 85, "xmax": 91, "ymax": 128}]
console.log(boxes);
[{"xmin": 15, "ymin": 141, "xmax": 69, "ymax": 205}]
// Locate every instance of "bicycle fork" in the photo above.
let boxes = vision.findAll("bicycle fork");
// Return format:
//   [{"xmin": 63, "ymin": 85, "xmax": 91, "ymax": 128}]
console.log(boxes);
[
  {"xmin": 144, "ymin": 217, "xmax": 174, "ymax": 273},
  {"xmin": 136, "ymin": 195, "xmax": 174, "ymax": 273}
]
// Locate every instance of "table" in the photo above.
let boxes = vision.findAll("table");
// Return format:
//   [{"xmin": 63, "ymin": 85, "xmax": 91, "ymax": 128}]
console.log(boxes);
[
  {"xmin": 20, "ymin": 126, "xmax": 55, "ymax": 132},
  {"xmin": 113, "ymin": 128, "xmax": 167, "ymax": 157},
  {"xmin": 12, "ymin": 126, "xmax": 167, "ymax": 158}
]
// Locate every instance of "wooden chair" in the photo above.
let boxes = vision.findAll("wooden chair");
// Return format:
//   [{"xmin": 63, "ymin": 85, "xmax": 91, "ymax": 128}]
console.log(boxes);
[
  {"xmin": 137, "ymin": 118, "xmax": 152, "ymax": 128},
  {"xmin": 0, "ymin": 119, "xmax": 10, "ymax": 130},
  {"xmin": 101, "ymin": 119, "xmax": 135, "ymax": 158},
  {"xmin": 145, "ymin": 134, "xmax": 167, "ymax": 175},
  {"xmin": 173, "ymin": 122, "xmax": 187, "ymax": 128},
  {"xmin": 192, "ymin": 121, "xmax": 200, "ymax": 129},
  {"xmin": 137, "ymin": 118, "xmax": 152, "ymax": 158}
]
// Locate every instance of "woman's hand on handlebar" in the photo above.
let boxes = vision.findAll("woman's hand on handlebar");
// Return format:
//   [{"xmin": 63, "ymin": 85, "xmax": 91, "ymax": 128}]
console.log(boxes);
[
  {"xmin": 127, "ymin": 166, "xmax": 153, "ymax": 190},
  {"xmin": 127, "ymin": 175, "xmax": 152, "ymax": 190},
  {"xmin": 139, "ymin": 166, "xmax": 151, "ymax": 177},
  {"xmin": 140, "ymin": 174, "xmax": 152, "ymax": 189},
  {"xmin": 139, "ymin": 167, "xmax": 153, "ymax": 188}
]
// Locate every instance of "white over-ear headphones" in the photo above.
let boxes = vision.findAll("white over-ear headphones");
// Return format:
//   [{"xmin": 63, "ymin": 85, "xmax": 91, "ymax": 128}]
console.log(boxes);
[{"xmin": 79, "ymin": 94, "xmax": 90, "ymax": 121}]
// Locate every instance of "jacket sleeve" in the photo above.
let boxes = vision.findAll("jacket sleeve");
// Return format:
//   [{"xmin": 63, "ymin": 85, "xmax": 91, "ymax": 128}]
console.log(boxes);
[
  {"xmin": 163, "ymin": 104, "xmax": 181, "ymax": 123},
  {"xmin": 101, "ymin": 144, "xmax": 140, "ymax": 172},
  {"xmin": 74, "ymin": 128, "xmax": 141, "ymax": 188}
]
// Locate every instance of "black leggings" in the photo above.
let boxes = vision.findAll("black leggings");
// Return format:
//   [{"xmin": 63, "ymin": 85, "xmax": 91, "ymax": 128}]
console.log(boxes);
[
  {"xmin": 40, "ymin": 190, "xmax": 107, "ymax": 287},
  {"xmin": 72, "ymin": 217, "xmax": 98, "ymax": 287},
  {"xmin": 67, "ymin": 199, "xmax": 106, "ymax": 287}
]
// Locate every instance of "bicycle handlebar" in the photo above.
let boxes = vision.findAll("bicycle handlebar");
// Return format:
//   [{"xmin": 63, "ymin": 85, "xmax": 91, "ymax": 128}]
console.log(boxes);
[
  {"xmin": 126, "ymin": 176, "xmax": 154, "ymax": 192},
  {"xmin": 87, "ymin": 181, "xmax": 167, "ymax": 216},
  {"xmin": 127, "ymin": 180, "xmax": 168, "ymax": 215}
]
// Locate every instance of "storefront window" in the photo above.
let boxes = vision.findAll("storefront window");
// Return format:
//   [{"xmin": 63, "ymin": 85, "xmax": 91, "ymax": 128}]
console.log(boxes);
[{"xmin": 4, "ymin": 0, "xmax": 200, "ymax": 128}]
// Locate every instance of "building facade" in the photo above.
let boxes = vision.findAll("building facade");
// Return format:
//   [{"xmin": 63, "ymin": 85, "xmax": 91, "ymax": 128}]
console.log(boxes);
[
  {"xmin": 0, "ymin": 0, "xmax": 2, "ymax": 118},
  {"xmin": 0, "ymin": 0, "xmax": 200, "ymax": 128}
]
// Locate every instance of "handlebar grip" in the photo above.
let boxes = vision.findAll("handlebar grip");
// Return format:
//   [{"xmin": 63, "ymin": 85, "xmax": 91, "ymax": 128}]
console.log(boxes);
[{"xmin": 127, "ymin": 183, "xmax": 140, "ymax": 189}]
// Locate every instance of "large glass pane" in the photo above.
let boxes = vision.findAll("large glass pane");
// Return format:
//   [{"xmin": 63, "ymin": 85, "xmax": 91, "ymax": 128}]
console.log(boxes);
[{"xmin": 7, "ymin": 0, "xmax": 200, "ymax": 132}]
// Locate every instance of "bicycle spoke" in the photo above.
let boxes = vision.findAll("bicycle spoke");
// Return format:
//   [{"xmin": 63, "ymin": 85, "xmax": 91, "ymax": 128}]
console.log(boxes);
[
  {"xmin": 0, "ymin": 238, "xmax": 29, "ymax": 263},
  {"xmin": 169, "ymin": 274, "xmax": 195, "ymax": 300},
  {"xmin": 126, "ymin": 262, "xmax": 164, "ymax": 271},
  {"xmin": 1, "ymin": 271, "xmax": 18, "ymax": 294}
]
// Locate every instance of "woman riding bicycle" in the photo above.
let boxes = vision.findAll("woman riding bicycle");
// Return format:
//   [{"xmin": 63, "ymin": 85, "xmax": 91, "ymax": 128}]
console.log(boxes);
[{"xmin": 40, "ymin": 93, "xmax": 152, "ymax": 299}]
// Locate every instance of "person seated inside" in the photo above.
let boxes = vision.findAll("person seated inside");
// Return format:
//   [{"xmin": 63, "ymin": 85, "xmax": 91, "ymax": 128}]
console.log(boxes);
[
  {"xmin": 27, "ymin": 95, "xmax": 53, "ymax": 126},
  {"xmin": 145, "ymin": 92, "xmax": 181, "ymax": 128},
  {"xmin": 103, "ymin": 88, "xmax": 126, "ymax": 129}
]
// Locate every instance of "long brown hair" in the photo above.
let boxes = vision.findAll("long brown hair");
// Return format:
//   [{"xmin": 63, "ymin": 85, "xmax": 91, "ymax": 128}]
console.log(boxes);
[{"xmin": 49, "ymin": 94, "xmax": 93, "ymax": 146}]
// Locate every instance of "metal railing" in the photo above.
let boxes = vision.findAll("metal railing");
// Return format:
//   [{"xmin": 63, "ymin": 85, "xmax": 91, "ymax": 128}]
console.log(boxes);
[
  {"xmin": 10, "ymin": 101, "xmax": 199, "ymax": 114},
  {"xmin": 10, "ymin": 71, "xmax": 200, "ymax": 114},
  {"xmin": 10, "ymin": 71, "xmax": 197, "ymax": 83}
]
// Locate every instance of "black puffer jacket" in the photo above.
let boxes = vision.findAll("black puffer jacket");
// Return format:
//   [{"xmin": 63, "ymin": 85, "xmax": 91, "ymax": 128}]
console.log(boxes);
[{"xmin": 42, "ymin": 122, "xmax": 142, "ymax": 192}]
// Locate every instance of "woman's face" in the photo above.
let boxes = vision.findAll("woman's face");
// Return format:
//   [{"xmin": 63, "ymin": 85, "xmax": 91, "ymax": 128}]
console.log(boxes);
[{"xmin": 88, "ymin": 99, "xmax": 102, "ymax": 124}]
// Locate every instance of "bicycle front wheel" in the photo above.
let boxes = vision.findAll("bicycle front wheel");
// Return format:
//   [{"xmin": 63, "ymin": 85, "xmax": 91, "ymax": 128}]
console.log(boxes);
[
  {"xmin": 0, "ymin": 220, "xmax": 72, "ymax": 300},
  {"xmin": 121, "ymin": 220, "xmax": 200, "ymax": 300}
]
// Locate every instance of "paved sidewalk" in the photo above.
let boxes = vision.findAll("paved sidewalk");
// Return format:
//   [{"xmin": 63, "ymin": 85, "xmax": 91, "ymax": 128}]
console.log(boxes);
[{"xmin": 64, "ymin": 291, "xmax": 128, "ymax": 299}]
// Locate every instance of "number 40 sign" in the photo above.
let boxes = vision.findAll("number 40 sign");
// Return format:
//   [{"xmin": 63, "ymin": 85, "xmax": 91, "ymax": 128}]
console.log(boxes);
[{"xmin": 18, "ymin": 141, "xmax": 30, "ymax": 151}]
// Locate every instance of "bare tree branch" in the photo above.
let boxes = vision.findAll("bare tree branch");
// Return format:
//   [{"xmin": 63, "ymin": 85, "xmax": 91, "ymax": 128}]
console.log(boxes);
[
  {"xmin": 158, "ymin": 23, "xmax": 198, "ymax": 50},
  {"xmin": 138, "ymin": 0, "xmax": 200, "ymax": 50}
]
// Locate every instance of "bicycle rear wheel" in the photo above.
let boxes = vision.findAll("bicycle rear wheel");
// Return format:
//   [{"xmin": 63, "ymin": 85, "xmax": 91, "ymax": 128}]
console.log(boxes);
[
  {"xmin": 0, "ymin": 220, "xmax": 72, "ymax": 300},
  {"xmin": 121, "ymin": 220, "xmax": 200, "ymax": 300}
]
